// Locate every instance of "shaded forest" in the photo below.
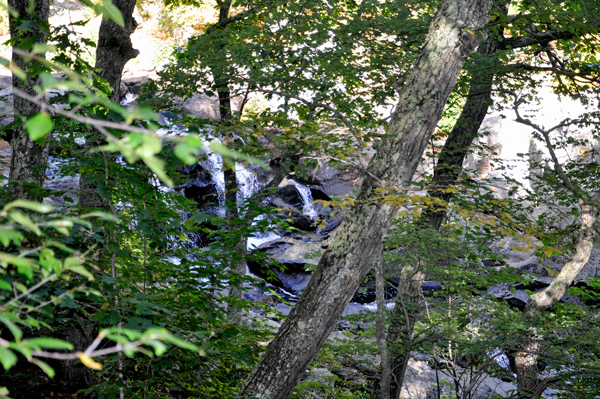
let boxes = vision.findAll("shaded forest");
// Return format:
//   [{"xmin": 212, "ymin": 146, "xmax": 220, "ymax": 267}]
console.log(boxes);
[{"xmin": 0, "ymin": 0, "xmax": 599, "ymax": 398}]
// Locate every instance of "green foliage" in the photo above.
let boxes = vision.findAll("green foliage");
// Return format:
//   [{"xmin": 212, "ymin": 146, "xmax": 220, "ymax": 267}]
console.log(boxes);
[{"xmin": 2, "ymin": 0, "xmax": 600, "ymax": 397}]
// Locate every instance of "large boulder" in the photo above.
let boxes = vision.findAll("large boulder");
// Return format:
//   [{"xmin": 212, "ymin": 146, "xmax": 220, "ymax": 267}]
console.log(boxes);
[
  {"xmin": 313, "ymin": 164, "xmax": 364, "ymax": 197},
  {"xmin": 248, "ymin": 235, "xmax": 327, "ymax": 294},
  {"xmin": 400, "ymin": 359, "xmax": 516, "ymax": 399}
]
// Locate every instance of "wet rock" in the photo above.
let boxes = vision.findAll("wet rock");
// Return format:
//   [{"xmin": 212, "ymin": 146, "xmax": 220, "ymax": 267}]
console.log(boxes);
[
  {"xmin": 248, "ymin": 236, "xmax": 324, "ymax": 294},
  {"xmin": 254, "ymin": 236, "xmax": 322, "ymax": 271},
  {"xmin": 243, "ymin": 286, "xmax": 265, "ymax": 301},
  {"xmin": 488, "ymin": 285, "xmax": 529, "ymax": 311},
  {"xmin": 273, "ymin": 269, "xmax": 312, "ymax": 294},
  {"xmin": 180, "ymin": 163, "xmax": 220, "ymax": 208},
  {"xmin": 318, "ymin": 212, "xmax": 344, "ymax": 234},
  {"xmin": 274, "ymin": 184, "xmax": 304, "ymax": 209},
  {"xmin": 423, "ymin": 281, "xmax": 443, "ymax": 296},
  {"xmin": 258, "ymin": 295, "xmax": 281, "ymax": 307},
  {"xmin": 313, "ymin": 164, "xmax": 365, "ymax": 197},
  {"xmin": 337, "ymin": 320, "xmax": 352, "ymax": 330},
  {"xmin": 291, "ymin": 214, "xmax": 316, "ymax": 231},
  {"xmin": 309, "ymin": 187, "xmax": 331, "ymax": 202}
]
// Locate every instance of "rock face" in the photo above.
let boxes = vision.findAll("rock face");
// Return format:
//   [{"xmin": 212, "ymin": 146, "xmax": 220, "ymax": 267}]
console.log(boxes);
[
  {"xmin": 313, "ymin": 164, "xmax": 364, "ymax": 197},
  {"xmin": 180, "ymin": 93, "xmax": 243, "ymax": 121},
  {"xmin": 400, "ymin": 359, "xmax": 516, "ymax": 399},
  {"xmin": 248, "ymin": 235, "xmax": 326, "ymax": 294}
]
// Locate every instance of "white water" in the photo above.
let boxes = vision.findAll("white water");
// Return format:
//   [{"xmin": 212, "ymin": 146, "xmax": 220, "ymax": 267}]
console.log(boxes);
[{"xmin": 290, "ymin": 179, "xmax": 319, "ymax": 220}]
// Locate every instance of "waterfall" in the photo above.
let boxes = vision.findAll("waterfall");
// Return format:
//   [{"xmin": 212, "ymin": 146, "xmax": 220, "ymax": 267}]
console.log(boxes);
[{"xmin": 289, "ymin": 179, "xmax": 319, "ymax": 220}]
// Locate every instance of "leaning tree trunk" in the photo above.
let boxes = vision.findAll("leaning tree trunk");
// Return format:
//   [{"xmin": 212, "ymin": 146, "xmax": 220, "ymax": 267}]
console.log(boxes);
[
  {"xmin": 515, "ymin": 193, "xmax": 600, "ymax": 399},
  {"xmin": 79, "ymin": 0, "xmax": 138, "ymax": 208},
  {"xmin": 240, "ymin": 1, "xmax": 493, "ymax": 397},
  {"xmin": 383, "ymin": 29, "xmax": 506, "ymax": 398},
  {"xmin": 421, "ymin": 37, "xmax": 500, "ymax": 230},
  {"xmin": 7, "ymin": 0, "xmax": 50, "ymax": 200}
]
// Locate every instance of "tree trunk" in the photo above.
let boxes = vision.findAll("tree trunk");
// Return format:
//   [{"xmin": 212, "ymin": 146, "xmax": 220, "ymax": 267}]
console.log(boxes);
[
  {"xmin": 79, "ymin": 0, "xmax": 138, "ymax": 208},
  {"xmin": 240, "ymin": 1, "xmax": 493, "ymax": 397},
  {"xmin": 383, "ymin": 31, "xmax": 506, "ymax": 397},
  {"xmin": 7, "ymin": 0, "xmax": 50, "ymax": 200},
  {"xmin": 386, "ymin": 264, "xmax": 426, "ymax": 399},
  {"xmin": 374, "ymin": 247, "xmax": 391, "ymax": 399},
  {"xmin": 516, "ymin": 193, "xmax": 600, "ymax": 399},
  {"xmin": 95, "ymin": 0, "xmax": 139, "ymax": 102},
  {"xmin": 421, "ymin": 38, "xmax": 500, "ymax": 230}
]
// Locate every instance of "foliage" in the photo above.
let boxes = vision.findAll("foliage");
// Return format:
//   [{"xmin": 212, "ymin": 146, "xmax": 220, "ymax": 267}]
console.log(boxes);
[{"xmin": 0, "ymin": 0, "xmax": 600, "ymax": 398}]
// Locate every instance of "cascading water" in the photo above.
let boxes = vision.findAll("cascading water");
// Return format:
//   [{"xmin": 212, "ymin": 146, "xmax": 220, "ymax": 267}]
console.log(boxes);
[{"xmin": 289, "ymin": 179, "xmax": 319, "ymax": 220}]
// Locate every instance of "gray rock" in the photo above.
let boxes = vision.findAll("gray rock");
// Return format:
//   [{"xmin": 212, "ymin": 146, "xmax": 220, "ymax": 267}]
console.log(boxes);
[
  {"xmin": 488, "ymin": 285, "xmax": 529, "ymax": 311},
  {"xmin": 243, "ymin": 286, "xmax": 265, "ymax": 301},
  {"xmin": 182, "ymin": 94, "xmax": 221, "ymax": 121},
  {"xmin": 314, "ymin": 164, "xmax": 364, "ymax": 197},
  {"xmin": 274, "ymin": 184, "xmax": 304, "ymax": 209},
  {"xmin": 273, "ymin": 269, "xmax": 312, "ymax": 294},
  {"xmin": 274, "ymin": 303, "xmax": 291, "ymax": 316},
  {"xmin": 305, "ymin": 368, "xmax": 336, "ymax": 387},
  {"xmin": 400, "ymin": 359, "xmax": 516, "ymax": 399},
  {"xmin": 328, "ymin": 331, "xmax": 351, "ymax": 342},
  {"xmin": 296, "ymin": 368, "xmax": 336, "ymax": 399},
  {"xmin": 241, "ymin": 310, "xmax": 280, "ymax": 331},
  {"xmin": 343, "ymin": 303, "xmax": 368, "ymax": 316},
  {"xmin": 337, "ymin": 320, "xmax": 352, "ymax": 330}
]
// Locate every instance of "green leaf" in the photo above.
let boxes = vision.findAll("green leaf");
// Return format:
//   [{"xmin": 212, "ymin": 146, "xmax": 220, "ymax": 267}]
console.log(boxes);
[
  {"xmin": 144, "ymin": 156, "xmax": 173, "ymax": 188},
  {"xmin": 100, "ymin": 0, "xmax": 125, "ymax": 26},
  {"xmin": 0, "ymin": 280, "xmax": 11, "ymax": 291},
  {"xmin": 0, "ymin": 347, "xmax": 17, "ymax": 371},
  {"xmin": 4, "ymin": 200, "xmax": 52, "ymax": 213},
  {"xmin": 0, "ymin": 314, "xmax": 22, "ymax": 341},
  {"xmin": 144, "ymin": 329, "xmax": 198, "ymax": 352},
  {"xmin": 25, "ymin": 113, "xmax": 53, "ymax": 142},
  {"xmin": 17, "ymin": 264, "xmax": 33, "ymax": 280},
  {"xmin": 209, "ymin": 141, "xmax": 269, "ymax": 170},
  {"xmin": 68, "ymin": 265, "xmax": 94, "ymax": 281},
  {"xmin": 31, "ymin": 359, "xmax": 55, "ymax": 377},
  {"xmin": 8, "ymin": 211, "xmax": 41, "ymax": 235},
  {"xmin": 26, "ymin": 338, "xmax": 74, "ymax": 350},
  {"xmin": 31, "ymin": 43, "xmax": 56, "ymax": 54},
  {"xmin": 145, "ymin": 339, "xmax": 168, "ymax": 356}
]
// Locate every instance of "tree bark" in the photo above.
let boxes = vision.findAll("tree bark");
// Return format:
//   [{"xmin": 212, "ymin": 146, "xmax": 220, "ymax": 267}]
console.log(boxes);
[
  {"xmin": 374, "ymin": 247, "xmax": 391, "ymax": 399},
  {"xmin": 382, "ymin": 31, "xmax": 505, "ymax": 398},
  {"xmin": 421, "ymin": 38, "xmax": 499, "ymax": 230},
  {"xmin": 240, "ymin": 1, "xmax": 493, "ymax": 397},
  {"xmin": 95, "ymin": 0, "xmax": 139, "ymax": 102},
  {"xmin": 516, "ymin": 193, "xmax": 600, "ymax": 399},
  {"xmin": 79, "ymin": 0, "xmax": 138, "ymax": 208},
  {"xmin": 7, "ymin": 0, "xmax": 50, "ymax": 200}
]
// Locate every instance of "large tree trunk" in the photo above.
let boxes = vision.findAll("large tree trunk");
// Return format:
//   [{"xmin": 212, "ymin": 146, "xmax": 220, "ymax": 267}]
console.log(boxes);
[
  {"xmin": 95, "ymin": 0, "xmax": 139, "ymax": 102},
  {"xmin": 421, "ymin": 38, "xmax": 500, "ymax": 230},
  {"xmin": 240, "ymin": 1, "xmax": 493, "ymax": 397},
  {"xmin": 7, "ymin": 0, "xmax": 50, "ymax": 200},
  {"xmin": 79, "ymin": 0, "xmax": 138, "ymax": 208},
  {"xmin": 515, "ymin": 193, "xmax": 600, "ymax": 399},
  {"xmin": 383, "ymin": 31, "xmax": 505, "ymax": 398}
]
